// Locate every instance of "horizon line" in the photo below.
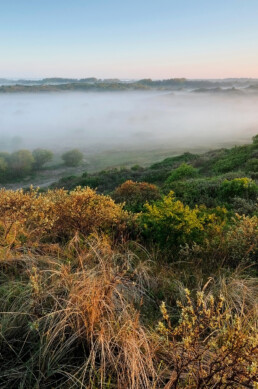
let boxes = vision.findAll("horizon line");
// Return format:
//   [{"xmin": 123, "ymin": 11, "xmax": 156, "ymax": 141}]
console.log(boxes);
[{"xmin": 1, "ymin": 76, "xmax": 258, "ymax": 81}]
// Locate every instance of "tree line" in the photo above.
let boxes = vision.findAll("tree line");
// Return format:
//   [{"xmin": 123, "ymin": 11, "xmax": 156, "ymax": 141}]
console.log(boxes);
[{"xmin": 0, "ymin": 148, "xmax": 83, "ymax": 180}]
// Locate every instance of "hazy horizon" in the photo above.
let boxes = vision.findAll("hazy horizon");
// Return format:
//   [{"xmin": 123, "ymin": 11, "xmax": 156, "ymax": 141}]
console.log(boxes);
[
  {"xmin": 1, "ymin": 1, "xmax": 258, "ymax": 160},
  {"xmin": 1, "ymin": 76, "xmax": 258, "ymax": 81}
]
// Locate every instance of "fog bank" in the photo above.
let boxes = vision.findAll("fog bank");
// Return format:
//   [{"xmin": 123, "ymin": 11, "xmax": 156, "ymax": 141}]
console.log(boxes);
[{"xmin": 0, "ymin": 91, "xmax": 257, "ymax": 154}]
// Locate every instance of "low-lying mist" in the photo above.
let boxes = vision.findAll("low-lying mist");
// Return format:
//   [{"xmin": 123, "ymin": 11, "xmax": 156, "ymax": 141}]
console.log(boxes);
[{"xmin": 0, "ymin": 91, "xmax": 257, "ymax": 155}]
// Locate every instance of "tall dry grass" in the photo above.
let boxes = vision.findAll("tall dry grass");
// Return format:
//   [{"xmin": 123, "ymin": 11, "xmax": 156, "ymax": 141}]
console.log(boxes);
[{"xmin": 0, "ymin": 236, "xmax": 157, "ymax": 389}]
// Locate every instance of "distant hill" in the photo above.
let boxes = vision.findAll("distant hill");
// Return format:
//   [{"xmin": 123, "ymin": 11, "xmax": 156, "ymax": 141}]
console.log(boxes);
[{"xmin": 1, "ymin": 77, "xmax": 258, "ymax": 93}]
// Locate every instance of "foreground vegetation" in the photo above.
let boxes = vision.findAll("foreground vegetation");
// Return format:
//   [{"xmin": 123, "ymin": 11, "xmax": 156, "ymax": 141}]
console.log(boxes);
[{"xmin": 0, "ymin": 136, "xmax": 257, "ymax": 388}]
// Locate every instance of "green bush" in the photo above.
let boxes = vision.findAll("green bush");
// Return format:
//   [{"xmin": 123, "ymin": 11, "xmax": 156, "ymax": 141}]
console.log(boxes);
[
  {"xmin": 167, "ymin": 173, "xmax": 255, "ymax": 208},
  {"xmin": 167, "ymin": 177, "xmax": 222, "ymax": 207},
  {"xmin": 166, "ymin": 163, "xmax": 198, "ymax": 184},
  {"xmin": 131, "ymin": 164, "xmax": 143, "ymax": 171},
  {"xmin": 245, "ymin": 158, "xmax": 258, "ymax": 173},
  {"xmin": 140, "ymin": 191, "xmax": 216, "ymax": 248},
  {"xmin": 219, "ymin": 178, "xmax": 258, "ymax": 201}
]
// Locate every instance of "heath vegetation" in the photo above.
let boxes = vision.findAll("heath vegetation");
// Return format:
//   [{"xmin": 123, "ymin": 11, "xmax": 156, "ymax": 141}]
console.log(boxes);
[{"xmin": 0, "ymin": 135, "xmax": 257, "ymax": 388}]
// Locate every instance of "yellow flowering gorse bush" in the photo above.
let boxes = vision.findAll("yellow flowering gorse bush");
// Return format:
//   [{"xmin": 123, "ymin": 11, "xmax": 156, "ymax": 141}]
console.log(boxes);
[{"xmin": 0, "ymin": 186, "xmax": 127, "ymax": 249}]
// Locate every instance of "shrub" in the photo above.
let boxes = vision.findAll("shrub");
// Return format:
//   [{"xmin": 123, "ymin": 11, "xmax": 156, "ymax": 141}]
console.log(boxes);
[
  {"xmin": 166, "ymin": 163, "xmax": 198, "ymax": 184},
  {"xmin": 0, "ymin": 187, "xmax": 56, "ymax": 246},
  {"xmin": 0, "ymin": 187, "xmax": 128, "ymax": 247},
  {"xmin": 157, "ymin": 290, "xmax": 258, "ymax": 388},
  {"xmin": 141, "ymin": 191, "xmax": 206, "ymax": 248},
  {"xmin": 62, "ymin": 149, "xmax": 83, "ymax": 167},
  {"xmin": 245, "ymin": 157, "xmax": 258, "ymax": 173},
  {"xmin": 179, "ymin": 214, "xmax": 258, "ymax": 268},
  {"xmin": 219, "ymin": 177, "xmax": 258, "ymax": 201},
  {"xmin": 0, "ymin": 156, "xmax": 7, "ymax": 174},
  {"xmin": 140, "ymin": 191, "xmax": 228, "ymax": 251},
  {"xmin": 167, "ymin": 174, "xmax": 257, "ymax": 209},
  {"xmin": 166, "ymin": 177, "xmax": 222, "ymax": 207},
  {"xmin": 32, "ymin": 148, "xmax": 53, "ymax": 169},
  {"xmin": 231, "ymin": 197, "xmax": 257, "ymax": 215},
  {"xmin": 224, "ymin": 214, "xmax": 258, "ymax": 264},
  {"xmin": 9, "ymin": 149, "xmax": 34, "ymax": 177},
  {"xmin": 131, "ymin": 164, "xmax": 143, "ymax": 171},
  {"xmin": 52, "ymin": 186, "xmax": 128, "ymax": 240},
  {"xmin": 113, "ymin": 180, "xmax": 161, "ymax": 212}
]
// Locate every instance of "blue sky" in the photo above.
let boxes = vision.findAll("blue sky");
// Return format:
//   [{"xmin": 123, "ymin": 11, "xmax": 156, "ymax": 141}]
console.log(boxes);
[{"xmin": 1, "ymin": 0, "xmax": 258, "ymax": 79}]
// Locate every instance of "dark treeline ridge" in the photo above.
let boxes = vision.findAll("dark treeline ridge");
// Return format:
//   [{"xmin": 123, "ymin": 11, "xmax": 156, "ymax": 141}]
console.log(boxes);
[
  {"xmin": 0, "ymin": 134, "xmax": 257, "ymax": 388},
  {"xmin": 1, "ymin": 77, "xmax": 258, "ymax": 93}
]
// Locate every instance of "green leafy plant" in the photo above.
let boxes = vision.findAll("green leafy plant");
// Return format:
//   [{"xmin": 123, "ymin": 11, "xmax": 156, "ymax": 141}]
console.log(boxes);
[{"xmin": 166, "ymin": 163, "xmax": 198, "ymax": 184}]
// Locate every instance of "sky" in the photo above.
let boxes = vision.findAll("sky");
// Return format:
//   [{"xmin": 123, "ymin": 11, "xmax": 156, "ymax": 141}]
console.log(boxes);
[{"xmin": 1, "ymin": 0, "xmax": 258, "ymax": 79}]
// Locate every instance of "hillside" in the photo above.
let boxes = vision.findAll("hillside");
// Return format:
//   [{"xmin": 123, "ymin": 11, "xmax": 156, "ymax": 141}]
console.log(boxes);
[
  {"xmin": 0, "ymin": 135, "xmax": 257, "ymax": 388},
  {"xmin": 52, "ymin": 135, "xmax": 258, "ymax": 214}
]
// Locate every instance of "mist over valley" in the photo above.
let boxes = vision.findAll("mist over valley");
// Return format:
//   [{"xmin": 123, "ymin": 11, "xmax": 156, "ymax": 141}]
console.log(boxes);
[{"xmin": 1, "ymin": 86, "xmax": 257, "ymax": 163}]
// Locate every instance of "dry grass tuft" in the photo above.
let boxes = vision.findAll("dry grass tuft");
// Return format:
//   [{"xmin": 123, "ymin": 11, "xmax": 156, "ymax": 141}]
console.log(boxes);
[{"xmin": 0, "ymin": 237, "xmax": 157, "ymax": 388}]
